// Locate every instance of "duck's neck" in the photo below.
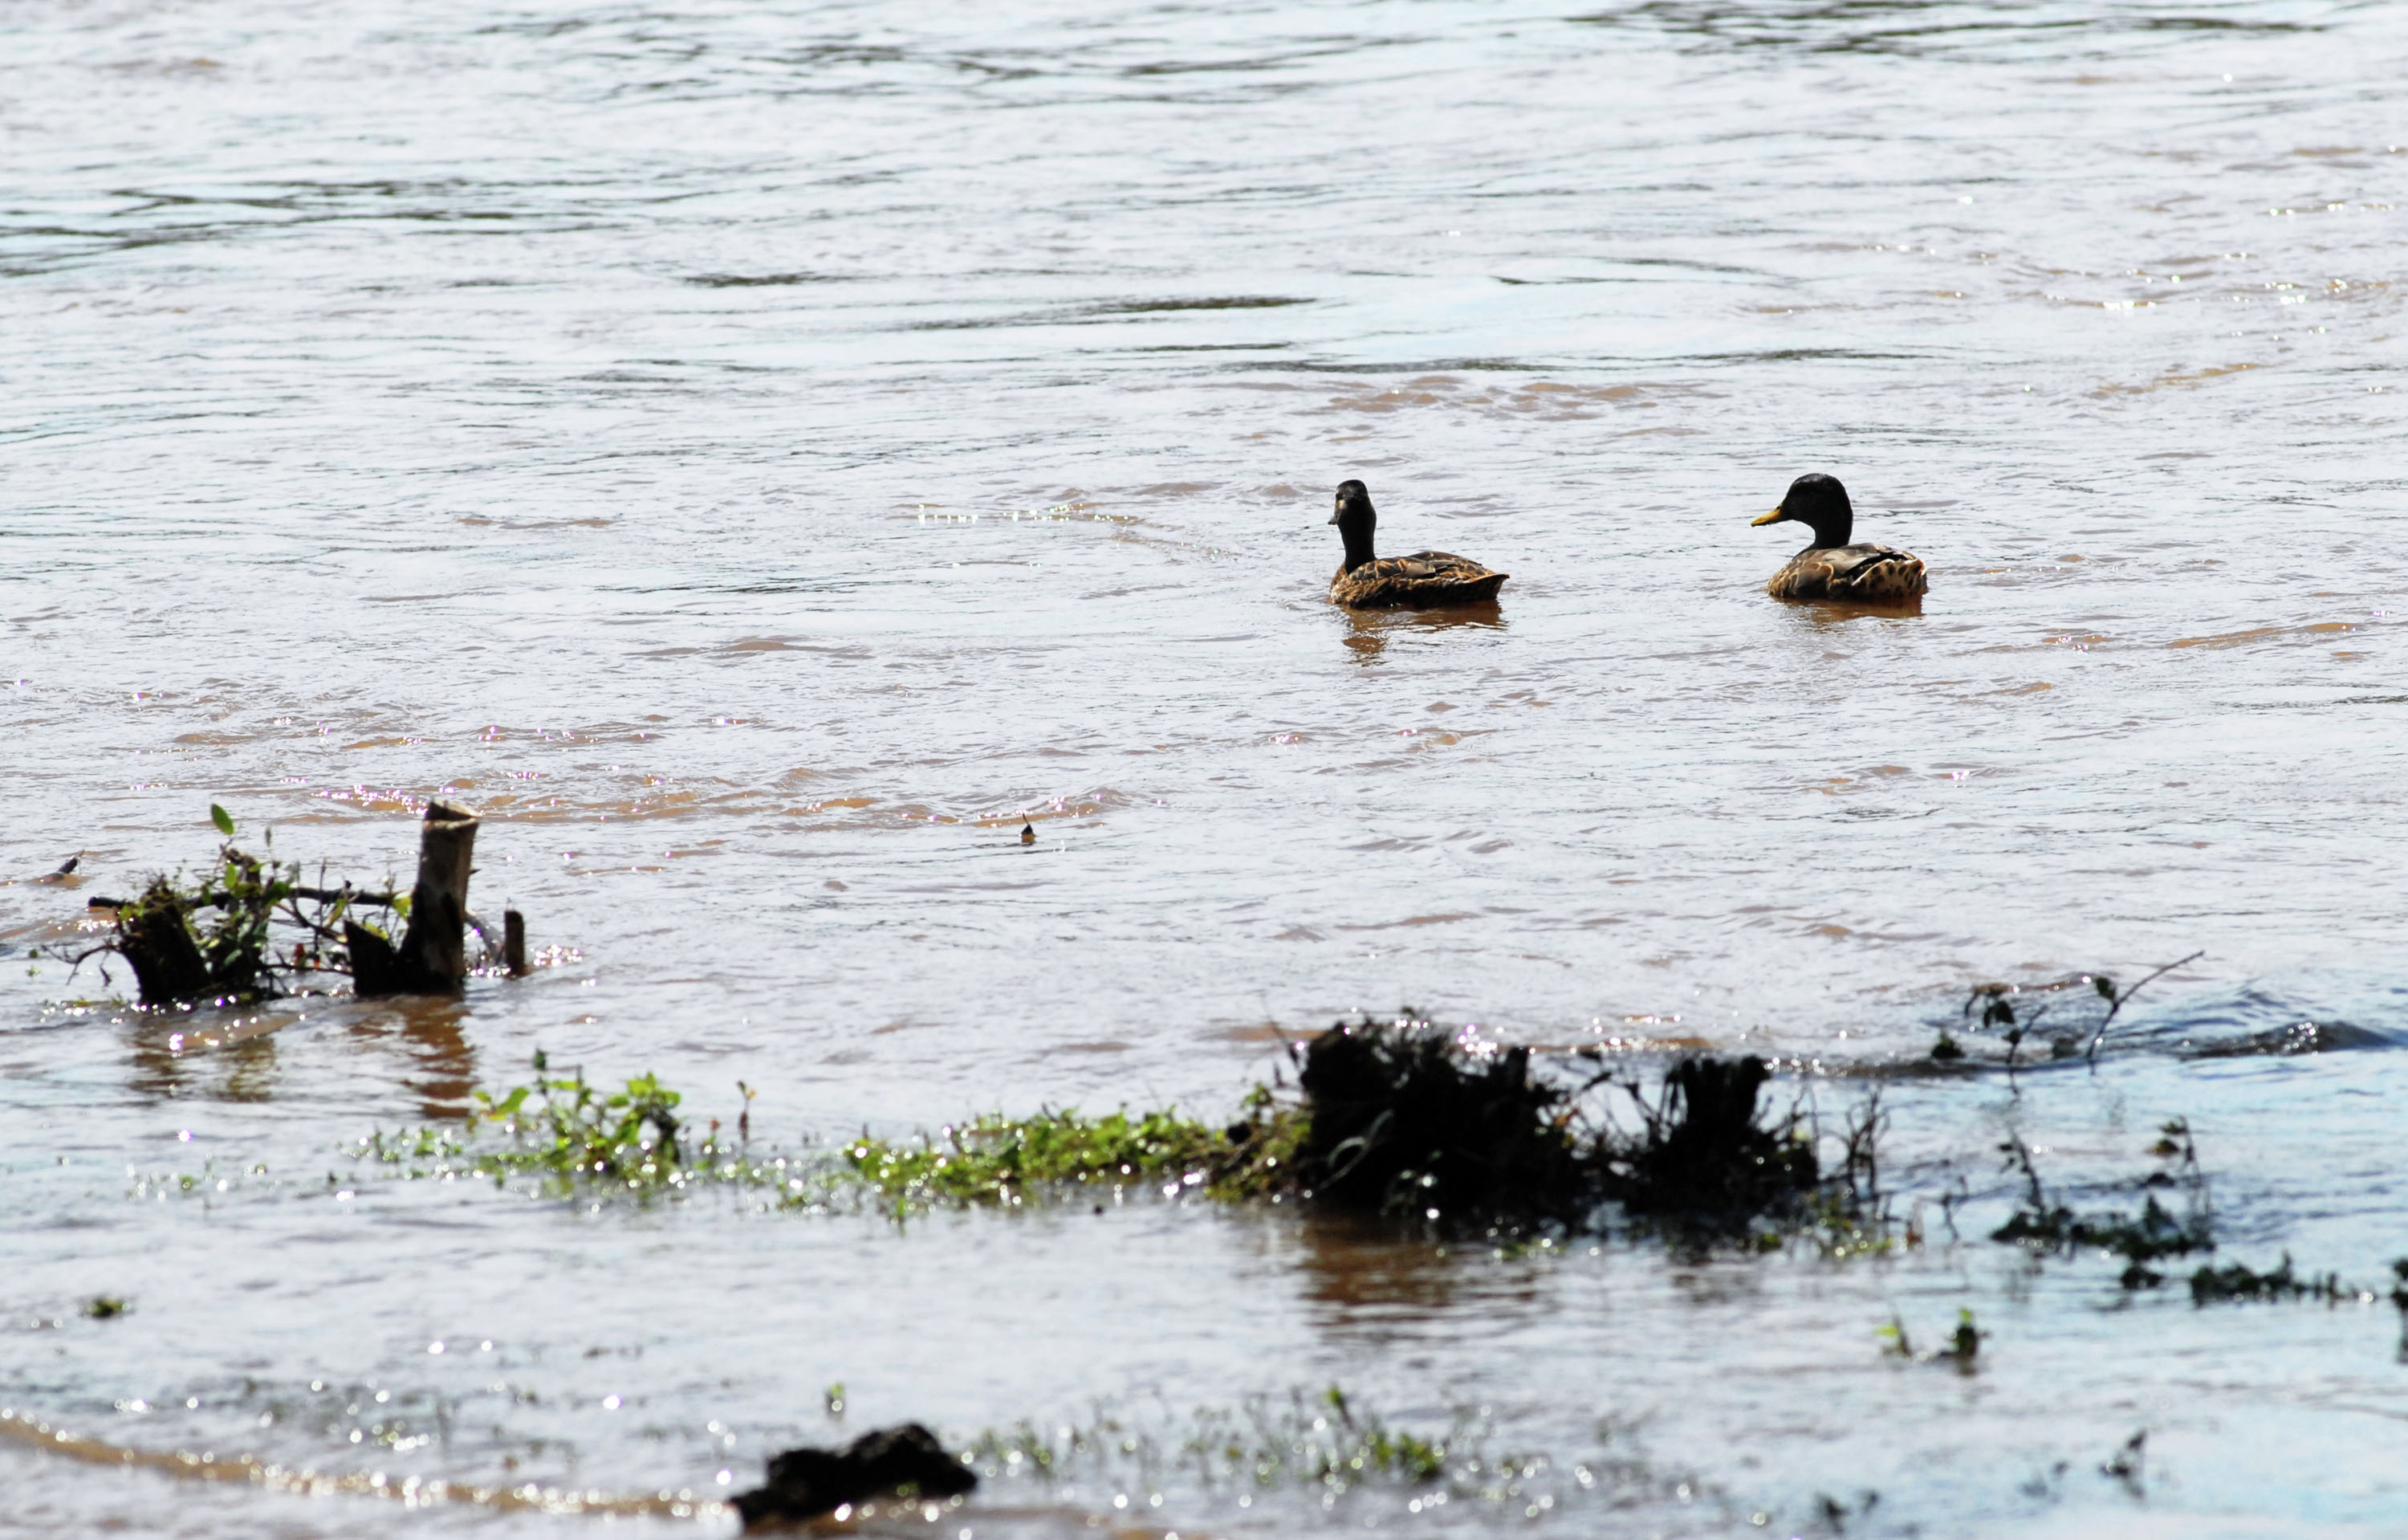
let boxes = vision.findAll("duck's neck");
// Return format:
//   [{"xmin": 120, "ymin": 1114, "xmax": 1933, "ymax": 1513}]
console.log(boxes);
[
  {"xmin": 1336, "ymin": 518, "xmax": 1377, "ymax": 573},
  {"xmin": 1801, "ymin": 511, "xmax": 1853, "ymax": 549}
]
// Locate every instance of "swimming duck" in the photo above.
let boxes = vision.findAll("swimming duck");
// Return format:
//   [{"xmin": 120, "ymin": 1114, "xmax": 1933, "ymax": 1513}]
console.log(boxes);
[
  {"xmin": 1751, "ymin": 474, "xmax": 1926, "ymax": 604},
  {"xmin": 1326, "ymin": 480, "xmax": 1507, "ymax": 609}
]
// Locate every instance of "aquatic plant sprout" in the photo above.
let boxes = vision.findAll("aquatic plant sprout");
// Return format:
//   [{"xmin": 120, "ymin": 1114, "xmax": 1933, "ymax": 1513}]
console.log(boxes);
[
  {"xmin": 840, "ymin": 1106, "xmax": 1268, "ymax": 1208},
  {"xmin": 352, "ymin": 1056, "xmax": 1255, "ymax": 1208},
  {"xmin": 964, "ymin": 1387, "xmax": 1611, "ymax": 1513},
  {"xmin": 354, "ymin": 1054, "xmax": 805, "ymax": 1199}
]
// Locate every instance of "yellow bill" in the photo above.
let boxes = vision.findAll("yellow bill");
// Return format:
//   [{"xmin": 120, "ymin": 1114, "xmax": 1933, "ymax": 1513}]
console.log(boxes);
[{"xmin": 1751, "ymin": 507, "xmax": 1789, "ymax": 527}]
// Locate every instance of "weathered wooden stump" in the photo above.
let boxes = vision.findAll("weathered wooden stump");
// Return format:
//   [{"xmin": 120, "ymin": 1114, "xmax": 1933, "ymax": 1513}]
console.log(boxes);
[
  {"xmin": 352, "ymin": 801, "xmax": 478, "ymax": 998},
  {"xmin": 503, "ymin": 908, "xmax": 527, "ymax": 977},
  {"xmin": 118, "ymin": 884, "xmax": 212, "ymax": 1007}
]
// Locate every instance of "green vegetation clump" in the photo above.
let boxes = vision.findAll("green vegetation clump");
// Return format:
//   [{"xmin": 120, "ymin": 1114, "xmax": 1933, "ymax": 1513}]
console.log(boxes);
[
  {"xmin": 841, "ymin": 1105, "xmax": 1285, "ymax": 1210},
  {"xmin": 356, "ymin": 1060, "xmax": 1264, "ymax": 1210},
  {"xmin": 1881, "ymin": 1308, "xmax": 1981, "ymax": 1367},
  {"xmin": 82, "ymin": 1295, "xmax": 129, "ymax": 1319},
  {"xmin": 472, "ymin": 1066, "xmax": 700, "ymax": 1192},
  {"xmin": 353, "ymin": 1053, "xmax": 811, "ymax": 1200},
  {"xmin": 967, "ymin": 1387, "xmax": 1677, "ymax": 1524},
  {"xmin": 1993, "ymin": 1193, "xmax": 2211, "ymax": 1273}
]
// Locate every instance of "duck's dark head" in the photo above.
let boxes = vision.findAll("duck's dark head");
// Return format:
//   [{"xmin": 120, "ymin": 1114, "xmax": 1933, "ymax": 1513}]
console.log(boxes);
[
  {"xmin": 1329, "ymin": 479, "xmax": 1377, "ymax": 570},
  {"xmin": 1751, "ymin": 472, "xmax": 1854, "ymax": 549}
]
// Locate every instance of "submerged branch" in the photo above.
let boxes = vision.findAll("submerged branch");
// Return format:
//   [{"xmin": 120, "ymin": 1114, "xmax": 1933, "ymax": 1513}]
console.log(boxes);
[{"xmin": 86, "ymin": 885, "xmax": 401, "ymax": 911}]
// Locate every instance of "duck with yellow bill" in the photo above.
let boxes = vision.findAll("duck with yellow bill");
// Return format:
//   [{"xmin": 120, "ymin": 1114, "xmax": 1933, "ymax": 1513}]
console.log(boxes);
[{"xmin": 1751, "ymin": 473, "xmax": 1926, "ymax": 604}]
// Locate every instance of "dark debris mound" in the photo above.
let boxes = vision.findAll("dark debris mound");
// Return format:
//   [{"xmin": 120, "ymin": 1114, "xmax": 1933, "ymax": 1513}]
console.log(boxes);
[
  {"xmin": 1291, "ymin": 1019, "xmax": 1587, "ymax": 1227},
  {"xmin": 1599, "ymin": 1055, "xmax": 1820, "ymax": 1222},
  {"xmin": 1275, "ymin": 1022, "xmax": 1822, "ymax": 1233},
  {"xmin": 734, "ymin": 1424, "xmax": 976, "ymax": 1529}
]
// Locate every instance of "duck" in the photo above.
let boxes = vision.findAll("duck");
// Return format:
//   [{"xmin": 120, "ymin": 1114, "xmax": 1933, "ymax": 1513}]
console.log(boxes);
[
  {"xmin": 1751, "ymin": 473, "xmax": 1926, "ymax": 604},
  {"xmin": 1326, "ymin": 480, "xmax": 1507, "ymax": 609}
]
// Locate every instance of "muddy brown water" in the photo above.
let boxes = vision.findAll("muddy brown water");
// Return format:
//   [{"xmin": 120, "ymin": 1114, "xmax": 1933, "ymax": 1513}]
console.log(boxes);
[{"xmin": 6, "ymin": 0, "xmax": 2408, "ymax": 1534}]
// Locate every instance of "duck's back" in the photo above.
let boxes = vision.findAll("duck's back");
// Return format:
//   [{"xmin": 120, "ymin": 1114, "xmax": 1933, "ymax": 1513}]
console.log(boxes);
[
  {"xmin": 1767, "ymin": 543, "xmax": 1926, "ymax": 604},
  {"xmin": 1329, "ymin": 550, "xmax": 1508, "ymax": 609}
]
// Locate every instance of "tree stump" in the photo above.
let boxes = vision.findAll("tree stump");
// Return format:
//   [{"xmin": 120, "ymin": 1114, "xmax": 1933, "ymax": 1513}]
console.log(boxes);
[
  {"xmin": 352, "ymin": 801, "xmax": 479, "ymax": 998},
  {"xmin": 118, "ymin": 885, "xmax": 212, "ymax": 1007}
]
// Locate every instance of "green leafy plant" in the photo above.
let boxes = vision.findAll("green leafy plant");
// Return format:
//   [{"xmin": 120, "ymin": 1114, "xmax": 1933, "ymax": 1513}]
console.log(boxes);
[
  {"xmin": 352, "ymin": 1054, "xmax": 819, "ymax": 1202},
  {"xmin": 460, "ymin": 1057, "xmax": 748, "ymax": 1196},
  {"xmin": 841, "ymin": 1106, "xmax": 1264, "ymax": 1209}
]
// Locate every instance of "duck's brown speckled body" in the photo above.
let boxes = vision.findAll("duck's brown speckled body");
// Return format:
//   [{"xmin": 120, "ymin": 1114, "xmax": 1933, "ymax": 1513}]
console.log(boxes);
[
  {"xmin": 1753, "ymin": 473, "xmax": 1926, "ymax": 605},
  {"xmin": 1326, "ymin": 481, "xmax": 1507, "ymax": 609}
]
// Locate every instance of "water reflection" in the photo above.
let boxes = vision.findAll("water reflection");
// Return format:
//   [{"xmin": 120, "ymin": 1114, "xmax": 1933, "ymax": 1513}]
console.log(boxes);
[
  {"xmin": 127, "ymin": 1012, "xmax": 285, "ymax": 1103},
  {"xmin": 1789, "ymin": 596, "xmax": 1926, "ymax": 626},
  {"xmin": 342, "ymin": 998, "xmax": 479, "ymax": 1120},
  {"xmin": 1291, "ymin": 1214, "xmax": 1462, "ymax": 1326},
  {"xmin": 120, "ymin": 996, "xmax": 477, "ymax": 1117},
  {"xmin": 1338, "ymin": 603, "xmax": 1507, "ymax": 662}
]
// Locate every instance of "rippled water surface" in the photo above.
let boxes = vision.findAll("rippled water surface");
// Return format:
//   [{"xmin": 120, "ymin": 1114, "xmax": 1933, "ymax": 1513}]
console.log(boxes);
[{"xmin": 7, "ymin": 0, "xmax": 2408, "ymax": 1534}]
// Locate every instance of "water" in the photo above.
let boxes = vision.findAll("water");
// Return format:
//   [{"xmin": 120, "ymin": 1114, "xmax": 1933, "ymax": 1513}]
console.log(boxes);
[{"xmin": 6, "ymin": 0, "xmax": 2408, "ymax": 1532}]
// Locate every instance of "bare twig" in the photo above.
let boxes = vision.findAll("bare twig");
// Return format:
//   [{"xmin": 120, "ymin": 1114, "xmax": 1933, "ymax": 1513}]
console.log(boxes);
[{"xmin": 2085, "ymin": 951, "xmax": 2207, "ymax": 1065}]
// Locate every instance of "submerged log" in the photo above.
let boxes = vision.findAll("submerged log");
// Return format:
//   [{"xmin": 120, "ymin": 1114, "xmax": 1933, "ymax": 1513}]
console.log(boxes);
[
  {"xmin": 89, "ymin": 884, "xmax": 399, "ymax": 912},
  {"xmin": 352, "ymin": 801, "xmax": 479, "ymax": 999}
]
